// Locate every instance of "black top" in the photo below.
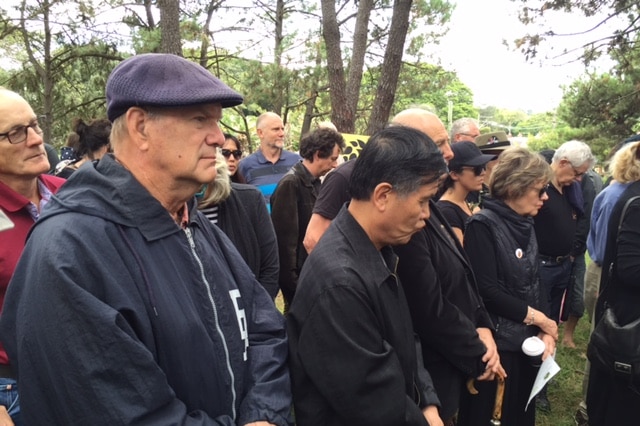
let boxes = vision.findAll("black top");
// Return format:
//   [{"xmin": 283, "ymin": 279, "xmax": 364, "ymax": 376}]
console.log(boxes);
[
  {"xmin": 436, "ymin": 200, "xmax": 470, "ymax": 232},
  {"xmin": 465, "ymin": 198, "xmax": 538, "ymax": 323},
  {"xmin": 288, "ymin": 207, "xmax": 439, "ymax": 425},
  {"xmin": 597, "ymin": 181, "xmax": 640, "ymax": 325},
  {"xmin": 312, "ymin": 159, "xmax": 355, "ymax": 220},
  {"xmin": 394, "ymin": 201, "xmax": 491, "ymax": 419},
  {"xmin": 533, "ymin": 183, "xmax": 577, "ymax": 256}
]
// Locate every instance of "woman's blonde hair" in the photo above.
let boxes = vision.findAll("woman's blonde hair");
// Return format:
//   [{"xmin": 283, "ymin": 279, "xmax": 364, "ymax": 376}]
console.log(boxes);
[
  {"xmin": 198, "ymin": 155, "xmax": 232, "ymax": 207},
  {"xmin": 610, "ymin": 141, "xmax": 640, "ymax": 184},
  {"xmin": 490, "ymin": 147, "xmax": 553, "ymax": 201}
]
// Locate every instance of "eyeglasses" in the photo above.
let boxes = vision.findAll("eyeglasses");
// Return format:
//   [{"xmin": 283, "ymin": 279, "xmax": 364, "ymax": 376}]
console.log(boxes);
[
  {"xmin": 535, "ymin": 184, "xmax": 549, "ymax": 198},
  {"xmin": 460, "ymin": 133, "xmax": 480, "ymax": 139},
  {"xmin": 221, "ymin": 149, "xmax": 242, "ymax": 159},
  {"xmin": 0, "ymin": 116, "xmax": 44, "ymax": 144},
  {"xmin": 461, "ymin": 164, "xmax": 486, "ymax": 176},
  {"xmin": 571, "ymin": 166, "xmax": 586, "ymax": 178}
]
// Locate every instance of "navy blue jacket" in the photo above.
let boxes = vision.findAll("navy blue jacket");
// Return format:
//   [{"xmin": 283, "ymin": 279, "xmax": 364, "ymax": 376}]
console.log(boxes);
[{"xmin": 0, "ymin": 155, "xmax": 292, "ymax": 425}]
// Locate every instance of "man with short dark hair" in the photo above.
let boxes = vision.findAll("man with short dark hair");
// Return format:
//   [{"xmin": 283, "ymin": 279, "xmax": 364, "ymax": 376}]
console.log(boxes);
[
  {"xmin": 270, "ymin": 127, "xmax": 344, "ymax": 311},
  {"xmin": 302, "ymin": 108, "xmax": 453, "ymax": 254},
  {"xmin": 0, "ymin": 88, "xmax": 66, "ymax": 426},
  {"xmin": 288, "ymin": 125, "xmax": 446, "ymax": 426},
  {"xmin": 0, "ymin": 54, "xmax": 292, "ymax": 426}
]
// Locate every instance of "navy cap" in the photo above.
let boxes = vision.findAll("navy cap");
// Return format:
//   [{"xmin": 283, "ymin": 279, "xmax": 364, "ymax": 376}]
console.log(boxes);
[
  {"xmin": 449, "ymin": 141, "xmax": 497, "ymax": 170},
  {"xmin": 106, "ymin": 53, "xmax": 244, "ymax": 122}
]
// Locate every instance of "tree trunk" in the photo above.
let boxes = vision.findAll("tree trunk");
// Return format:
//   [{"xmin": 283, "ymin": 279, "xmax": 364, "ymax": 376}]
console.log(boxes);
[
  {"xmin": 271, "ymin": 0, "xmax": 286, "ymax": 116},
  {"xmin": 20, "ymin": 0, "xmax": 54, "ymax": 144},
  {"xmin": 345, "ymin": 0, "xmax": 373, "ymax": 132},
  {"xmin": 366, "ymin": 0, "xmax": 413, "ymax": 135},
  {"xmin": 321, "ymin": 0, "xmax": 347, "ymax": 132},
  {"xmin": 158, "ymin": 0, "xmax": 182, "ymax": 56}
]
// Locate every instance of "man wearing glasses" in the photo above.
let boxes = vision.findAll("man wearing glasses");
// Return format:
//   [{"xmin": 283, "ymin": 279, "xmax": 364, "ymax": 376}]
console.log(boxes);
[
  {"xmin": 0, "ymin": 88, "xmax": 66, "ymax": 425},
  {"xmin": 449, "ymin": 117, "xmax": 481, "ymax": 144},
  {"xmin": 0, "ymin": 55, "xmax": 292, "ymax": 425},
  {"xmin": 533, "ymin": 140, "xmax": 595, "ymax": 412}
]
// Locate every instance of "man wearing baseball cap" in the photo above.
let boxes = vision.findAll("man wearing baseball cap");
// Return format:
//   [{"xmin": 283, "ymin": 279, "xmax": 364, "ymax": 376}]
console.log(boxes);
[{"xmin": 0, "ymin": 54, "xmax": 292, "ymax": 425}]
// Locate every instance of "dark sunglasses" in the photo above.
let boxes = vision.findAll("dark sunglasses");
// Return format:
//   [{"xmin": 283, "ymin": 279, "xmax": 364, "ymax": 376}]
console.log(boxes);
[
  {"xmin": 537, "ymin": 184, "xmax": 549, "ymax": 198},
  {"xmin": 221, "ymin": 149, "xmax": 242, "ymax": 159},
  {"xmin": 461, "ymin": 164, "xmax": 486, "ymax": 176}
]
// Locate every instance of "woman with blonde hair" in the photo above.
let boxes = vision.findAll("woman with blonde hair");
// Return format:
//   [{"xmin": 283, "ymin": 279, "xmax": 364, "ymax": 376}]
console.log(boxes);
[{"xmin": 586, "ymin": 140, "xmax": 640, "ymax": 425}]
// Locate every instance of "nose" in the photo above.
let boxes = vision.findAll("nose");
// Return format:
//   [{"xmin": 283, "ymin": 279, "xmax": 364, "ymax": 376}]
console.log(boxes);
[
  {"xmin": 208, "ymin": 124, "xmax": 225, "ymax": 147},
  {"xmin": 541, "ymin": 192, "xmax": 549, "ymax": 201},
  {"xmin": 420, "ymin": 202, "xmax": 431, "ymax": 221},
  {"xmin": 25, "ymin": 126, "xmax": 44, "ymax": 146},
  {"xmin": 441, "ymin": 142, "xmax": 454, "ymax": 163}
]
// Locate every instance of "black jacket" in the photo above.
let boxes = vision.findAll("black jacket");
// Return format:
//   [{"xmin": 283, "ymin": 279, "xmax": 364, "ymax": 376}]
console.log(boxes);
[
  {"xmin": 0, "ymin": 155, "xmax": 292, "ymax": 425},
  {"xmin": 270, "ymin": 162, "xmax": 319, "ymax": 303},
  {"xmin": 288, "ymin": 206, "xmax": 439, "ymax": 426},
  {"xmin": 394, "ymin": 201, "xmax": 492, "ymax": 419},
  {"xmin": 597, "ymin": 180, "xmax": 640, "ymax": 325},
  {"xmin": 466, "ymin": 198, "xmax": 547, "ymax": 352},
  {"xmin": 217, "ymin": 182, "xmax": 280, "ymax": 299}
]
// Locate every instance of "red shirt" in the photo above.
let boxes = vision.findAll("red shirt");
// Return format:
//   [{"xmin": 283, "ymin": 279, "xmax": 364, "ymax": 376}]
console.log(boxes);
[{"xmin": 0, "ymin": 174, "xmax": 65, "ymax": 365}]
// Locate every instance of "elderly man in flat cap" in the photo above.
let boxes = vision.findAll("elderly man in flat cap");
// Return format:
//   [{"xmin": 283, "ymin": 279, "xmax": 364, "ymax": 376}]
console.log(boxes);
[{"xmin": 0, "ymin": 54, "xmax": 293, "ymax": 426}]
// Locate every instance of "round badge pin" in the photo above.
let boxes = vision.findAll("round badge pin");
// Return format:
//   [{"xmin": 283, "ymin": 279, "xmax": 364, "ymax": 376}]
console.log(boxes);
[{"xmin": 515, "ymin": 248, "xmax": 523, "ymax": 259}]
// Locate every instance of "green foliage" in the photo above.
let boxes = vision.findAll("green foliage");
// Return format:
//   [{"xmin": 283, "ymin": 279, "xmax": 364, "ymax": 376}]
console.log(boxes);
[
  {"xmin": 537, "ymin": 315, "xmax": 592, "ymax": 426},
  {"xmin": 557, "ymin": 72, "xmax": 640, "ymax": 161},
  {"xmin": 513, "ymin": 0, "xmax": 640, "ymax": 72}
]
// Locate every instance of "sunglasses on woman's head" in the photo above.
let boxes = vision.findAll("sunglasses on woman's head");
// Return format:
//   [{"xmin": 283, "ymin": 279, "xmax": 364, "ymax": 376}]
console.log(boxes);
[
  {"xmin": 221, "ymin": 149, "xmax": 242, "ymax": 159},
  {"xmin": 461, "ymin": 164, "xmax": 486, "ymax": 176}
]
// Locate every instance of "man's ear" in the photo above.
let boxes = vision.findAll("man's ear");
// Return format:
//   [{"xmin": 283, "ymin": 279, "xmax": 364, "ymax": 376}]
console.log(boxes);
[
  {"xmin": 125, "ymin": 107, "xmax": 150, "ymax": 151},
  {"xmin": 371, "ymin": 182, "xmax": 393, "ymax": 211}
]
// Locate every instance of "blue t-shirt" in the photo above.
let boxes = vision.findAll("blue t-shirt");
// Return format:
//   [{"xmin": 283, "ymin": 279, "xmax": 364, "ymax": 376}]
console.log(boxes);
[
  {"xmin": 238, "ymin": 149, "xmax": 301, "ymax": 212},
  {"xmin": 587, "ymin": 181, "xmax": 631, "ymax": 264}
]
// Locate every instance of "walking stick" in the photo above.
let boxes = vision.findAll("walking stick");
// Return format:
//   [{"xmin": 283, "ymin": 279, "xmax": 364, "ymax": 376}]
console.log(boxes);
[
  {"xmin": 490, "ymin": 372, "xmax": 505, "ymax": 425},
  {"xmin": 466, "ymin": 370, "xmax": 506, "ymax": 426}
]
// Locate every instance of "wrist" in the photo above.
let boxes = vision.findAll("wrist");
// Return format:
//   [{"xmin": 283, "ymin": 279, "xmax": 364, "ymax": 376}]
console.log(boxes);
[{"xmin": 525, "ymin": 308, "xmax": 535, "ymax": 326}]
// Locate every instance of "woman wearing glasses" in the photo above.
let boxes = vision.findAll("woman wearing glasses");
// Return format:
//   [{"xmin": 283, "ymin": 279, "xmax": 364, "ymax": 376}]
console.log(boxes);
[
  {"xmin": 436, "ymin": 141, "xmax": 496, "ymax": 244},
  {"xmin": 457, "ymin": 147, "xmax": 559, "ymax": 426},
  {"xmin": 221, "ymin": 133, "xmax": 246, "ymax": 183}
]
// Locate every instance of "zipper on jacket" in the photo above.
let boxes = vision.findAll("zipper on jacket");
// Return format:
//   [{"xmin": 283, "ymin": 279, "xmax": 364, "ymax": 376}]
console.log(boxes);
[{"xmin": 184, "ymin": 227, "xmax": 237, "ymax": 420}]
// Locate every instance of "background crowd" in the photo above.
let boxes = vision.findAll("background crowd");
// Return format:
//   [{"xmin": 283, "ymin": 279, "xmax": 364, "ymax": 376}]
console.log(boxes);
[{"xmin": 1, "ymin": 53, "xmax": 639, "ymax": 426}]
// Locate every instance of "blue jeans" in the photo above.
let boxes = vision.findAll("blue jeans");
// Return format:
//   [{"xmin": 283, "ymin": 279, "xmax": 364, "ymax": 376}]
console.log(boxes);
[
  {"xmin": 539, "ymin": 258, "xmax": 573, "ymax": 322},
  {"xmin": 0, "ymin": 378, "xmax": 21, "ymax": 426}
]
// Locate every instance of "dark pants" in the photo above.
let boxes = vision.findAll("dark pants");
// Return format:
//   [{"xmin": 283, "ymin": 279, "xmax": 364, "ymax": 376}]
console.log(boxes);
[
  {"xmin": 565, "ymin": 254, "xmax": 585, "ymax": 318},
  {"xmin": 539, "ymin": 258, "xmax": 572, "ymax": 322}
]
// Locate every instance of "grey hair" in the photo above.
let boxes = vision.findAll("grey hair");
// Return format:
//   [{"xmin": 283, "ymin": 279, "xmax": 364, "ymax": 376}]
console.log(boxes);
[
  {"xmin": 198, "ymin": 155, "xmax": 232, "ymax": 207},
  {"xmin": 552, "ymin": 140, "xmax": 595, "ymax": 168},
  {"xmin": 449, "ymin": 117, "xmax": 478, "ymax": 140}
]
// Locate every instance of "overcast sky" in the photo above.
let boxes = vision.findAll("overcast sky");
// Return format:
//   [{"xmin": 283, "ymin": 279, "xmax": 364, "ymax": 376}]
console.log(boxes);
[{"xmin": 430, "ymin": 0, "xmax": 616, "ymax": 113}]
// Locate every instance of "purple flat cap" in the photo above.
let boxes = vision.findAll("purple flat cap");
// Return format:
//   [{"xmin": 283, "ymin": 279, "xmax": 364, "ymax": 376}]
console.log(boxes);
[{"xmin": 106, "ymin": 53, "xmax": 243, "ymax": 122}]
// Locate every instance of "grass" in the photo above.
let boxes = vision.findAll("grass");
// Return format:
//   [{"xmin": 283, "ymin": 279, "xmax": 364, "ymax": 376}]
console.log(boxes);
[
  {"xmin": 536, "ymin": 316, "xmax": 592, "ymax": 425},
  {"xmin": 278, "ymin": 294, "xmax": 594, "ymax": 426}
]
